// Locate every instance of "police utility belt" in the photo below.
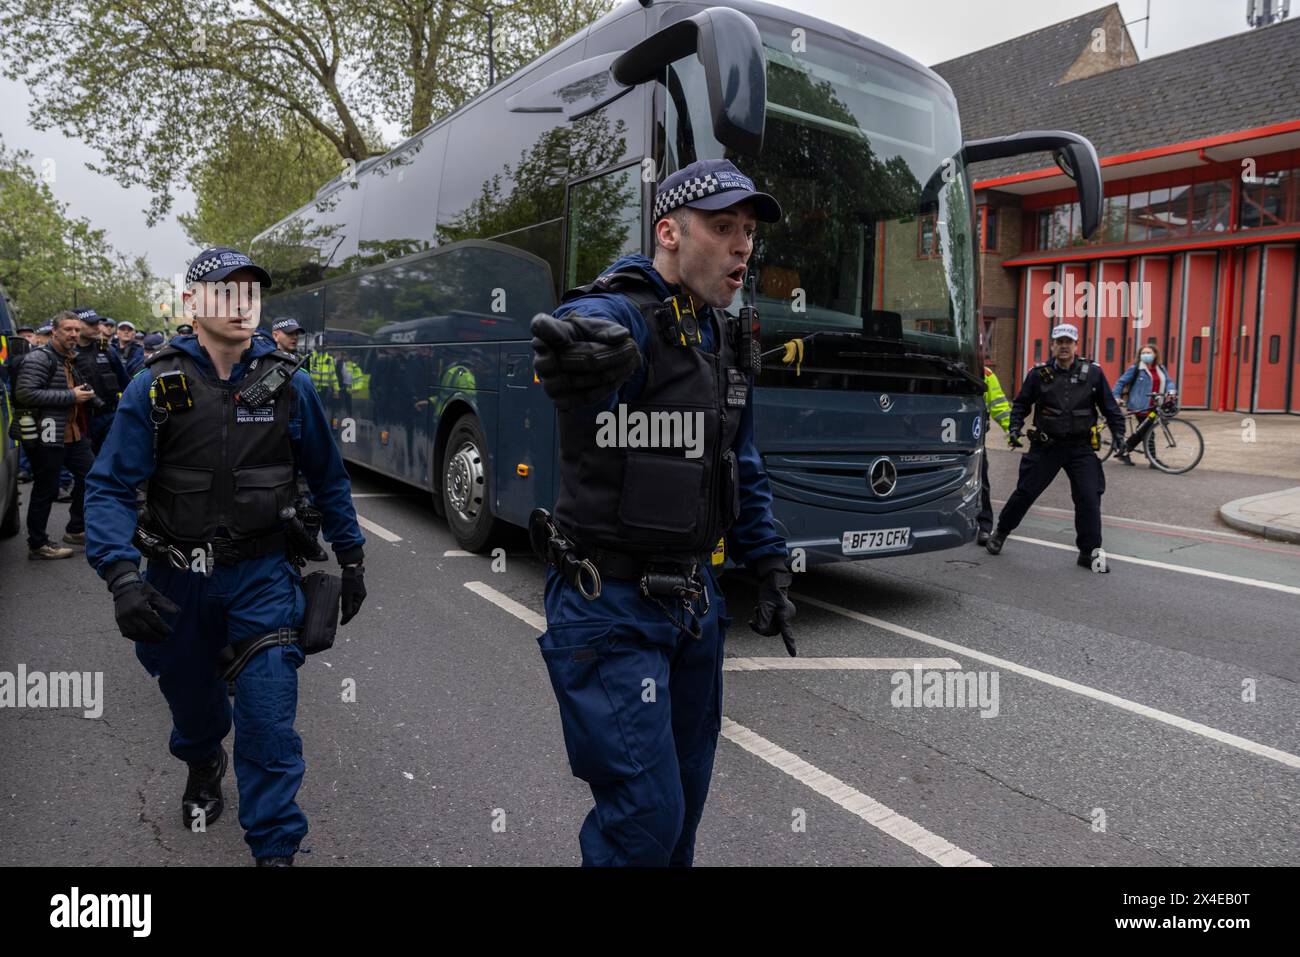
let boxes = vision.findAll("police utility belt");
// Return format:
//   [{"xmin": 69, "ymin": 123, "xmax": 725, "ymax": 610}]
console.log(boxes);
[{"xmin": 528, "ymin": 508, "xmax": 711, "ymax": 615}]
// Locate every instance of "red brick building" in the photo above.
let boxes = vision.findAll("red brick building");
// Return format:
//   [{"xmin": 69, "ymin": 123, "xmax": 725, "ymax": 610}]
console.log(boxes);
[{"xmin": 933, "ymin": 5, "xmax": 1300, "ymax": 412}]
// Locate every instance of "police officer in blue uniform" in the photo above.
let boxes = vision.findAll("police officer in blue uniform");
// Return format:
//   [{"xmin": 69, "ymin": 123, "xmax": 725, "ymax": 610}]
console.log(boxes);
[
  {"xmin": 84, "ymin": 246, "xmax": 367, "ymax": 866},
  {"xmin": 529, "ymin": 159, "xmax": 795, "ymax": 866},
  {"xmin": 71, "ymin": 308, "xmax": 130, "ymax": 456},
  {"xmin": 986, "ymin": 323, "xmax": 1125, "ymax": 571}
]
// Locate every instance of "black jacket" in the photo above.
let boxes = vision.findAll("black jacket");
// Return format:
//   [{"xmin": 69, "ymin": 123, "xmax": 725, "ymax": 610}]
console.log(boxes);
[
  {"xmin": 1010, "ymin": 357, "xmax": 1126, "ymax": 441},
  {"xmin": 14, "ymin": 344, "xmax": 81, "ymax": 445}
]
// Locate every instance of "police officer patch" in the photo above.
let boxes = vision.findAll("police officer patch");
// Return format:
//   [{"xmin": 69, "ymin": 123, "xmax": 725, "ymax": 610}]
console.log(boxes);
[{"xmin": 234, "ymin": 405, "xmax": 275, "ymax": 424}]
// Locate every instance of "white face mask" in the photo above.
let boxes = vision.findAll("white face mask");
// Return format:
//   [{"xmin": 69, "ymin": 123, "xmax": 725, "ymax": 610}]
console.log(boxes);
[{"xmin": 1140, "ymin": 353, "xmax": 1154, "ymax": 364}]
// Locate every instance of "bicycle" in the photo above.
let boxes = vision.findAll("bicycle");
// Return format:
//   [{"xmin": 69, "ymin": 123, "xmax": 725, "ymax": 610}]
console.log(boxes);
[{"xmin": 1097, "ymin": 392, "xmax": 1204, "ymax": 474}]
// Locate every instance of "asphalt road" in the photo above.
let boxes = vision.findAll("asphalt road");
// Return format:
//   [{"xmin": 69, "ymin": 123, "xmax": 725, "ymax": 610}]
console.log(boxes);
[{"xmin": 2, "ymin": 449, "xmax": 1298, "ymax": 867}]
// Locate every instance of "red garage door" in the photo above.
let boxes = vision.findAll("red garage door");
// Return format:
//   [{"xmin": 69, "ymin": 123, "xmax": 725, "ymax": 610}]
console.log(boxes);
[
  {"xmin": 1177, "ymin": 252, "xmax": 1218, "ymax": 409},
  {"xmin": 1233, "ymin": 248, "xmax": 1262, "ymax": 412},
  {"xmin": 1021, "ymin": 265, "xmax": 1056, "ymax": 378},
  {"xmin": 1254, "ymin": 245, "xmax": 1297, "ymax": 412},
  {"xmin": 1093, "ymin": 259, "xmax": 1129, "ymax": 382}
]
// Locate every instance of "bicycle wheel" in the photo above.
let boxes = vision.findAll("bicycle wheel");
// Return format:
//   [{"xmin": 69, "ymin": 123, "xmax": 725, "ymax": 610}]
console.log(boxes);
[
  {"xmin": 1096, "ymin": 420, "xmax": 1117, "ymax": 461},
  {"xmin": 1145, "ymin": 417, "xmax": 1204, "ymax": 474}
]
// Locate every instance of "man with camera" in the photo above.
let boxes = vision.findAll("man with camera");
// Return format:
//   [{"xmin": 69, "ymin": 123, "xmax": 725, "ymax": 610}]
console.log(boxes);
[{"xmin": 13, "ymin": 310, "xmax": 98, "ymax": 559}]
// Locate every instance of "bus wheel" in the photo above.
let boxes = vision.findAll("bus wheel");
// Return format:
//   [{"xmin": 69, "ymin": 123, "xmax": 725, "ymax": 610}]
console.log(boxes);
[{"xmin": 442, "ymin": 415, "xmax": 502, "ymax": 552}]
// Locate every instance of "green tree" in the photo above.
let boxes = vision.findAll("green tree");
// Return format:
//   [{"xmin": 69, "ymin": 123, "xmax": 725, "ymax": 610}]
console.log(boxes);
[
  {"xmin": 179, "ymin": 115, "xmax": 342, "ymax": 249},
  {"xmin": 0, "ymin": 0, "xmax": 612, "ymax": 225},
  {"xmin": 0, "ymin": 139, "xmax": 160, "ymax": 328}
]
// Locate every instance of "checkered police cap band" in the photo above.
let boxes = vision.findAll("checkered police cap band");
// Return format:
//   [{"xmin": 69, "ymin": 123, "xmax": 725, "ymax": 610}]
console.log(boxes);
[
  {"xmin": 653, "ymin": 173, "xmax": 724, "ymax": 222},
  {"xmin": 185, "ymin": 250, "xmax": 257, "ymax": 285}
]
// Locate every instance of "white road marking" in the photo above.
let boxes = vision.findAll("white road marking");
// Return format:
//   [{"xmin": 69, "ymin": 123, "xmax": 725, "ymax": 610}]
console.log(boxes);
[
  {"xmin": 796, "ymin": 593, "xmax": 1300, "ymax": 771},
  {"xmin": 444, "ymin": 549, "xmax": 476, "ymax": 557},
  {"xmin": 356, "ymin": 514, "xmax": 402, "ymax": 543},
  {"xmin": 1008, "ymin": 535, "xmax": 1300, "ymax": 596},
  {"xmin": 463, "ymin": 581, "xmax": 548, "ymax": 632},
  {"xmin": 464, "ymin": 580, "xmax": 984, "ymax": 862},
  {"xmin": 720, "ymin": 718, "xmax": 990, "ymax": 866},
  {"xmin": 351, "ymin": 493, "xmax": 404, "ymax": 499},
  {"xmin": 992, "ymin": 499, "xmax": 1252, "ymax": 540},
  {"xmin": 725, "ymin": 657, "xmax": 961, "ymax": 671}
]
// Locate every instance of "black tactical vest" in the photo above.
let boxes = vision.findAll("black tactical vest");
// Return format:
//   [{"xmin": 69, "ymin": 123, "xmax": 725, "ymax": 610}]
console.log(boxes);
[
  {"xmin": 73, "ymin": 342, "xmax": 123, "ymax": 411},
  {"xmin": 552, "ymin": 270, "xmax": 749, "ymax": 561},
  {"xmin": 144, "ymin": 345, "xmax": 298, "ymax": 544},
  {"xmin": 1035, "ymin": 359, "xmax": 1100, "ymax": 440}
]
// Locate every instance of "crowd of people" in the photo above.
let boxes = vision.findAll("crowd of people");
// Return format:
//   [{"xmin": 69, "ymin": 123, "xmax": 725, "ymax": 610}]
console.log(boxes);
[{"xmin": 6, "ymin": 309, "xmax": 195, "ymax": 556}]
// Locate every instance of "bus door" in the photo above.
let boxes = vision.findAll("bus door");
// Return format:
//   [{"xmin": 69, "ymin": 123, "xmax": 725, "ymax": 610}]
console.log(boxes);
[{"xmin": 494, "ymin": 350, "xmax": 556, "ymax": 526}]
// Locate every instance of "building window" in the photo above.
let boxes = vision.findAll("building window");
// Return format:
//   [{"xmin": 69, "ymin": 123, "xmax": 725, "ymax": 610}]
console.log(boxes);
[
  {"xmin": 917, "ymin": 214, "xmax": 938, "ymax": 258},
  {"xmin": 1190, "ymin": 180, "xmax": 1232, "ymax": 234},
  {"xmin": 1105, "ymin": 338, "xmax": 1115, "ymax": 362},
  {"xmin": 1191, "ymin": 337, "xmax": 1202, "ymax": 363},
  {"xmin": 1033, "ymin": 339, "xmax": 1042, "ymax": 363},
  {"xmin": 1270, "ymin": 335, "xmax": 1281, "ymax": 364},
  {"xmin": 978, "ymin": 207, "xmax": 998, "ymax": 252},
  {"xmin": 1241, "ymin": 167, "xmax": 1297, "ymax": 229}
]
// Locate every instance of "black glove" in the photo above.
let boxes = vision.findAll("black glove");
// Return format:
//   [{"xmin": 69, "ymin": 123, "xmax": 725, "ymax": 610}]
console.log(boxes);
[
  {"xmin": 750, "ymin": 565, "xmax": 797, "ymax": 657},
  {"xmin": 106, "ymin": 563, "xmax": 179, "ymax": 644},
  {"xmin": 531, "ymin": 312, "xmax": 641, "ymax": 411},
  {"xmin": 1008, "ymin": 430, "xmax": 1024, "ymax": 449},
  {"xmin": 340, "ymin": 564, "xmax": 366, "ymax": 625}
]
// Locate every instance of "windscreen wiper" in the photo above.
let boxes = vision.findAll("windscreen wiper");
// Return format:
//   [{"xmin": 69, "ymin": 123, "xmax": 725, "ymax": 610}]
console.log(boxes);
[
  {"xmin": 899, "ymin": 352, "xmax": 986, "ymax": 392},
  {"xmin": 762, "ymin": 331, "xmax": 985, "ymax": 392}
]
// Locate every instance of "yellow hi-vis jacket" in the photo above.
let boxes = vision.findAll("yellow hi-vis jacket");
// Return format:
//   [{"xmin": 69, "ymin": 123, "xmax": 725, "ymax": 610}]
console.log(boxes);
[
  {"xmin": 984, "ymin": 366, "xmax": 1011, "ymax": 433},
  {"xmin": 307, "ymin": 351, "xmax": 336, "ymax": 393}
]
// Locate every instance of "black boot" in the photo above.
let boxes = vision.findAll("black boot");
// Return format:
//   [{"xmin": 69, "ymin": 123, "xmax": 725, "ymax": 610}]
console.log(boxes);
[
  {"xmin": 976, "ymin": 529, "xmax": 990, "ymax": 546},
  {"xmin": 256, "ymin": 855, "xmax": 295, "ymax": 867},
  {"xmin": 1114, "ymin": 447, "xmax": 1135, "ymax": 466},
  {"xmin": 182, "ymin": 747, "xmax": 228, "ymax": 829},
  {"xmin": 1078, "ymin": 548, "xmax": 1109, "ymax": 573},
  {"xmin": 985, "ymin": 531, "xmax": 1006, "ymax": 555}
]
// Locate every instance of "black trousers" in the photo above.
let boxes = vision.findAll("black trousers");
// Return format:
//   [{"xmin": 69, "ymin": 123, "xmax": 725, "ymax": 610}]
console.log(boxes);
[
  {"xmin": 23, "ymin": 437, "xmax": 93, "ymax": 550},
  {"xmin": 995, "ymin": 440, "xmax": 1105, "ymax": 554},
  {"xmin": 977, "ymin": 414, "xmax": 994, "ymax": 533}
]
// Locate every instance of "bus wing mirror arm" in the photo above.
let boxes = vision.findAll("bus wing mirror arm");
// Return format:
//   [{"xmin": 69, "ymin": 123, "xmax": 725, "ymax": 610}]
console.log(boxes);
[{"xmin": 962, "ymin": 131, "xmax": 1104, "ymax": 239}]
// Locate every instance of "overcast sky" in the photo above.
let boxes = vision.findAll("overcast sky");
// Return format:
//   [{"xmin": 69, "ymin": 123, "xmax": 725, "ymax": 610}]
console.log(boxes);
[{"xmin": 0, "ymin": 0, "xmax": 1266, "ymax": 283}]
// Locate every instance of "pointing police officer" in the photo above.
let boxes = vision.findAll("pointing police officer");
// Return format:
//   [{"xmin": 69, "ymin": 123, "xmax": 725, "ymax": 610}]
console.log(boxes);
[
  {"xmin": 84, "ymin": 245, "xmax": 367, "ymax": 866},
  {"xmin": 986, "ymin": 323, "xmax": 1125, "ymax": 571},
  {"xmin": 530, "ymin": 158, "xmax": 795, "ymax": 867}
]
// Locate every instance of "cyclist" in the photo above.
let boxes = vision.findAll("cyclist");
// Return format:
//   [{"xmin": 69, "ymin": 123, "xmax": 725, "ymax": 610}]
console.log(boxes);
[{"xmin": 1112, "ymin": 344, "xmax": 1176, "ymax": 467}]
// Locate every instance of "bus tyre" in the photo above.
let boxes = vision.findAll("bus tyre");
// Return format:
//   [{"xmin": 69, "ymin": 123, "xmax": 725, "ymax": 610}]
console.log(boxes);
[{"xmin": 442, "ymin": 415, "xmax": 503, "ymax": 552}]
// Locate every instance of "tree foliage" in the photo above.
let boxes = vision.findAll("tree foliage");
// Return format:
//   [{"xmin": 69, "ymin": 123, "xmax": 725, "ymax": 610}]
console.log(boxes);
[
  {"xmin": 0, "ymin": 0, "xmax": 613, "ymax": 225},
  {"xmin": 0, "ymin": 138, "xmax": 160, "ymax": 328}
]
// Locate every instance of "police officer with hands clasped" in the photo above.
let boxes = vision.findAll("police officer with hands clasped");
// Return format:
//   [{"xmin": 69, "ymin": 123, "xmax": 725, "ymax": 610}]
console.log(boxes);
[
  {"xmin": 985, "ymin": 322, "xmax": 1126, "ymax": 572},
  {"xmin": 70, "ymin": 307, "xmax": 131, "ymax": 456},
  {"xmin": 529, "ymin": 159, "xmax": 795, "ymax": 866},
  {"xmin": 84, "ymin": 246, "xmax": 368, "ymax": 866}
]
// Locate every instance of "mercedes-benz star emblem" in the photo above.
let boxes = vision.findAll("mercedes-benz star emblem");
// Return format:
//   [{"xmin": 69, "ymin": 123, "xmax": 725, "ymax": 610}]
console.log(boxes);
[
  {"xmin": 878, "ymin": 393, "xmax": 893, "ymax": 412},
  {"xmin": 868, "ymin": 457, "xmax": 898, "ymax": 497}
]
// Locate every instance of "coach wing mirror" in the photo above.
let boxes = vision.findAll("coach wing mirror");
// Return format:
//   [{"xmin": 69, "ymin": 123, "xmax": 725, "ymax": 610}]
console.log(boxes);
[
  {"xmin": 962, "ymin": 131, "xmax": 1104, "ymax": 238},
  {"xmin": 508, "ymin": 7, "xmax": 767, "ymax": 155},
  {"xmin": 505, "ymin": 52, "xmax": 634, "ymax": 119}
]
